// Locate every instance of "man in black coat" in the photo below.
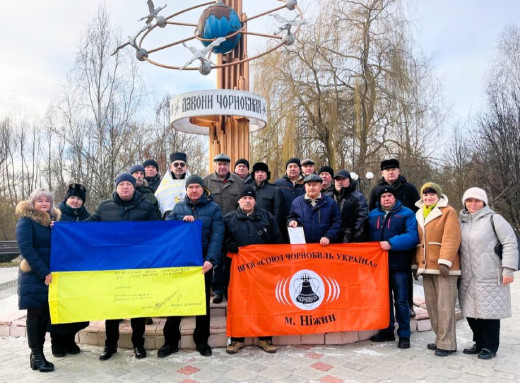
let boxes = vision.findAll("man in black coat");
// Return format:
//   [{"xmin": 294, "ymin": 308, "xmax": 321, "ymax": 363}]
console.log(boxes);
[
  {"xmin": 250, "ymin": 162, "xmax": 282, "ymax": 227},
  {"xmin": 332, "ymin": 170, "xmax": 369, "ymax": 243},
  {"xmin": 368, "ymin": 158, "xmax": 420, "ymax": 318},
  {"xmin": 368, "ymin": 159, "xmax": 420, "ymax": 212},
  {"xmin": 223, "ymin": 187, "xmax": 282, "ymax": 354},
  {"xmin": 87, "ymin": 173, "xmax": 161, "ymax": 361}
]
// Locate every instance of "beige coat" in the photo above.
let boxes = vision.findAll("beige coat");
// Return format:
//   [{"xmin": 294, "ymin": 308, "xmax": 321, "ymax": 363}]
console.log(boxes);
[{"xmin": 414, "ymin": 195, "xmax": 461, "ymax": 275}]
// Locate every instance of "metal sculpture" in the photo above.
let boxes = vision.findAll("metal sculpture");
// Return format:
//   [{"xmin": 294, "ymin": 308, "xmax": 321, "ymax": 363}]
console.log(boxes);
[{"xmin": 116, "ymin": 0, "xmax": 305, "ymax": 169}]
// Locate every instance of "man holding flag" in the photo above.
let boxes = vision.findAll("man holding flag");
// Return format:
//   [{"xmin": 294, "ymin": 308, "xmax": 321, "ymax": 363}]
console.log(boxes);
[
  {"xmin": 87, "ymin": 173, "xmax": 161, "ymax": 361},
  {"xmin": 158, "ymin": 175, "xmax": 225, "ymax": 358}
]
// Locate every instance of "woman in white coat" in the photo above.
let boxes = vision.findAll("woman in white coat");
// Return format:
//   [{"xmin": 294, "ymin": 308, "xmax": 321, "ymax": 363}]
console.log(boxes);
[{"xmin": 459, "ymin": 187, "xmax": 517, "ymax": 360}]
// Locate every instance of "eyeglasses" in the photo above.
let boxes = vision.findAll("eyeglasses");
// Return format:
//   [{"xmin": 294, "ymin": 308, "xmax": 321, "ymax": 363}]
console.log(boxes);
[{"xmin": 172, "ymin": 162, "xmax": 186, "ymax": 168}]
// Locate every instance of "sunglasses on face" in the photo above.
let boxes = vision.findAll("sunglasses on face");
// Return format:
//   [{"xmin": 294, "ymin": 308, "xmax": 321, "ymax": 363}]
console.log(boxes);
[{"xmin": 173, "ymin": 162, "xmax": 186, "ymax": 168}]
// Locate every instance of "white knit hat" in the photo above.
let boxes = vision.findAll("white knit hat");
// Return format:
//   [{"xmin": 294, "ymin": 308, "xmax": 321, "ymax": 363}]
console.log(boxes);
[{"xmin": 462, "ymin": 187, "xmax": 488, "ymax": 206}]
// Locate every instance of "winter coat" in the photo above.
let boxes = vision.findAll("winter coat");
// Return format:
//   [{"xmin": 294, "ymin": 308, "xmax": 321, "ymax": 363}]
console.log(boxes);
[
  {"xmin": 414, "ymin": 195, "xmax": 461, "ymax": 275},
  {"xmin": 203, "ymin": 172, "xmax": 244, "ymax": 216},
  {"xmin": 16, "ymin": 201, "xmax": 61, "ymax": 310},
  {"xmin": 458, "ymin": 206, "xmax": 517, "ymax": 319},
  {"xmin": 369, "ymin": 175, "xmax": 420, "ymax": 212},
  {"xmin": 87, "ymin": 191, "xmax": 161, "ymax": 222},
  {"xmin": 137, "ymin": 179, "xmax": 161, "ymax": 217},
  {"xmin": 58, "ymin": 201, "xmax": 90, "ymax": 222},
  {"xmin": 224, "ymin": 206, "xmax": 282, "ymax": 253},
  {"xmin": 145, "ymin": 174, "xmax": 161, "ymax": 193},
  {"xmin": 333, "ymin": 184, "xmax": 369, "ymax": 242},
  {"xmin": 167, "ymin": 192, "xmax": 224, "ymax": 266},
  {"xmin": 368, "ymin": 201, "xmax": 419, "ymax": 271},
  {"xmin": 250, "ymin": 181, "xmax": 282, "ymax": 228},
  {"xmin": 287, "ymin": 194, "xmax": 342, "ymax": 243},
  {"xmin": 274, "ymin": 174, "xmax": 305, "ymax": 222}
]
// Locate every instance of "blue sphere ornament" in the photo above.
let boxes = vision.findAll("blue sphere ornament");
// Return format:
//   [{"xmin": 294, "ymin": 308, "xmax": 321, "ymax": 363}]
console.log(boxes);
[{"xmin": 197, "ymin": 2, "xmax": 242, "ymax": 54}]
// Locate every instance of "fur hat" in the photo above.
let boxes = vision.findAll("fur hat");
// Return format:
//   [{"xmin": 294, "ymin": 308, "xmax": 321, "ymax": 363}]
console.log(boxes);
[
  {"xmin": 64, "ymin": 183, "xmax": 87, "ymax": 203},
  {"xmin": 143, "ymin": 159, "xmax": 159, "ymax": 171},
  {"xmin": 114, "ymin": 173, "xmax": 136, "ymax": 188},
  {"xmin": 421, "ymin": 182, "xmax": 443, "ymax": 197},
  {"xmin": 462, "ymin": 187, "xmax": 488, "ymax": 206},
  {"xmin": 381, "ymin": 158, "xmax": 400, "ymax": 171}
]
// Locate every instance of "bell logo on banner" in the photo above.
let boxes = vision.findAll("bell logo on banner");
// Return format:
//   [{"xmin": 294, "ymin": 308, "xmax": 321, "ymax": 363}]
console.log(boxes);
[{"xmin": 276, "ymin": 269, "xmax": 341, "ymax": 311}]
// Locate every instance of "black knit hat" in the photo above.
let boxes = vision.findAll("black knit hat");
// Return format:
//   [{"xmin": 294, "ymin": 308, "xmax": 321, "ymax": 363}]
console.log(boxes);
[
  {"xmin": 64, "ymin": 183, "xmax": 87, "ymax": 203},
  {"xmin": 143, "ymin": 159, "xmax": 159, "ymax": 171},
  {"xmin": 114, "ymin": 173, "xmax": 136, "ymax": 188},
  {"xmin": 318, "ymin": 166, "xmax": 334, "ymax": 178},
  {"xmin": 170, "ymin": 152, "xmax": 187, "ymax": 163},
  {"xmin": 285, "ymin": 157, "xmax": 301, "ymax": 169},
  {"xmin": 128, "ymin": 164, "xmax": 145, "ymax": 175},
  {"xmin": 380, "ymin": 158, "xmax": 399, "ymax": 171},
  {"xmin": 185, "ymin": 175, "xmax": 205, "ymax": 189},
  {"xmin": 235, "ymin": 158, "xmax": 250, "ymax": 169},
  {"xmin": 377, "ymin": 186, "xmax": 397, "ymax": 200},
  {"xmin": 238, "ymin": 187, "xmax": 256, "ymax": 200}
]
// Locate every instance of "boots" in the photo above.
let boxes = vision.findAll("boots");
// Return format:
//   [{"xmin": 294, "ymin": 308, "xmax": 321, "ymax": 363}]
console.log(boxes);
[
  {"xmin": 51, "ymin": 333, "xmax": 66, "ymax": 357},
  {"xmin": 27, "ymin": 318, "xmax": 54, "ymax": 372},
  {"xmin": 64, "ymin": 333, "xmax": 81, "ymax": 354}
]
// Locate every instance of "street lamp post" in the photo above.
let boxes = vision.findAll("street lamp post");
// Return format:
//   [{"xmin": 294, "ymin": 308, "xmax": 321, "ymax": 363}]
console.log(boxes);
[{"xmin": 365, "ymin": 171, "xmax": 374, "ymax": 194}]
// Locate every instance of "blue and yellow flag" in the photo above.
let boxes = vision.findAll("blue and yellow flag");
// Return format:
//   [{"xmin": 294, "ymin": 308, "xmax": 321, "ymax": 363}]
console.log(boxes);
[{"xmin": 49, "ymin": 220, "xmax": 205, "ymax": 324}]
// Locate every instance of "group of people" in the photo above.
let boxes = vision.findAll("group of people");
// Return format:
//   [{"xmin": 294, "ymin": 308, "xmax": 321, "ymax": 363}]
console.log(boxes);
[{"xmin": 15, "ymin": 152, "xmax": 517, "ymax": 373}]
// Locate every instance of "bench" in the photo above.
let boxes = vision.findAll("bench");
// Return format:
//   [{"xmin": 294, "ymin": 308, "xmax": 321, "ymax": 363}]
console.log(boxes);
[{"xmin": 0, "ymin": 241, "xmax": 20, "ymax": 262}]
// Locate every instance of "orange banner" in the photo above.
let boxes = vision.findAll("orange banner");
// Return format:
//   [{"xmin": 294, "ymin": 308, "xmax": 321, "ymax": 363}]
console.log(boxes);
[{"xmin": 226, "ymin": 242, "xmax": 389, "ymax": 337}]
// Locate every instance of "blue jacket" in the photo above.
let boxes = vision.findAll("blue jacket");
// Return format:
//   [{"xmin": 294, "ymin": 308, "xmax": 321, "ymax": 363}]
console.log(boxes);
[
  {"xmin": 368, "ymin": 201, "xmax": 419, "ymax": 271},
  {"xmin": 167, "ymin": 192, "xmax": 224, "ymax": 266},
  {"xmin": 287, "ymin": 194, "xmax": 342, "ymax": 243},
  {"xmin": 16, "ymin": 201, "xmax": 60, "ymax": 310}
]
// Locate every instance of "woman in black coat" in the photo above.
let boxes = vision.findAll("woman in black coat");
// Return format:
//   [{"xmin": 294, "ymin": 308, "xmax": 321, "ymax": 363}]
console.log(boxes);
[
  {"xmin": 50, "ymin": 183, "xmax": 90, "ymax": 357},
  {"xmin": 16, "ymin": 188, "xmax": 60, "ymax": 373}
]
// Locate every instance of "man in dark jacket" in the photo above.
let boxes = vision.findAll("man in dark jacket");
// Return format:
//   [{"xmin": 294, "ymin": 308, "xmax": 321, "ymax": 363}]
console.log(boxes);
[
  {"xmin": 318, "ymin": 166, "xmax": 335, "ymax": 196},
  {"xmin": 250, "ymin": 162, "xmax": 282, "ymax": 227},
  {"xmin": 274, "ymin": 157, "xmax": 305, "ymax": 240},
  {"xmin": 368, "ymin": 159, "xmax": 420, "ymax": 212},
  {"xmin": 223, "ymin": 187, "xmax": 282, "ymax": 354},
  {"xmin": 158, "ymin": 175, "xmax": 224, "ymax": 358},
  {"xmin": 204, "ymin": 153, "xmax": 243, "ymax": 304},
  {"xmin": 129, "ymin": 164, "xmax": 161, "ymax": 217},
  {"xmin": 332, "ymin": 170, "xmax": 369, "ymax": 243},
  {"xmin": 287, "ymin": 174, "xmax": 341, "ymax": 245},
  {"xmin": 368, "ymin": 186, "xmax": 418, "ymax": 349},
  {"xmin": 87, "ymin": 173, "xmax": 161, "ymax": 361},
  {"xmin": 368, "ymin": 158, "xmax": 420, "ymax": 318},
  {"xmin": 233, "ymin": 158, "xmax": 253, "ymax": 185},
  {"xmin": 143, "ymin": 159, "xmax": 161, "ymax": 193}
]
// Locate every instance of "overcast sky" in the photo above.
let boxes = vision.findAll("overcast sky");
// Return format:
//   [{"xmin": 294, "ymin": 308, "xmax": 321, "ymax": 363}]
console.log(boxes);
[{"xmin": 1, "ymin": 0, "xmax": 520, "ymax": 126}]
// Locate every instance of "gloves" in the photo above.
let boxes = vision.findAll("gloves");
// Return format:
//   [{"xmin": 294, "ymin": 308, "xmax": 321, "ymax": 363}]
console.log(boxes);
[{"xmin": 439, "ymin": 264, "xmax": 450, "ymax": 278}]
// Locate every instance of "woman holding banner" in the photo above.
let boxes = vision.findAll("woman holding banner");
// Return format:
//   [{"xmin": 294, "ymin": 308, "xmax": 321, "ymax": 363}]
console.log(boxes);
[
  {"xmin": 49, "ymin": 183, "xmax": 90, "ymax": 357},
  {"xmin": 458, "ymin": 187, "xmax": 517, "ymax": 360},
  {"xmin": 16, "ymin": 189, "xmax": 60, "ymax": 373},
  {"xmin": 414, "ymin": 182, "xmax": 461, "ymax": 357}
]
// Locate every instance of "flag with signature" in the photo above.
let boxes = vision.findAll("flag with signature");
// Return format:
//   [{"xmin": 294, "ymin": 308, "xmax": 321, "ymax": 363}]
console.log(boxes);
[{"xmin": 49, "ymin": 220, "xmax": 205, "ymax": 324}]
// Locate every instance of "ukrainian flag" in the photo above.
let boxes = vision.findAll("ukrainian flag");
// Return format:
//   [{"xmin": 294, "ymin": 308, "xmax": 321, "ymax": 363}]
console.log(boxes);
[{"xmin": 49, "ymin": 220, "xmax": 205, "ymax": 324}]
